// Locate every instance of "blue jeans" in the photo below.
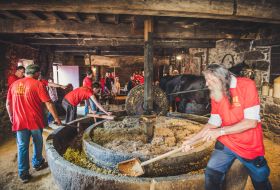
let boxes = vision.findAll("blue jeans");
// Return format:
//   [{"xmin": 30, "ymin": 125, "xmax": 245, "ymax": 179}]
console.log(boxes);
[
  {"xmin": 205, "ymin": 141, "xmax": 271, "ymax": 190},
  {"xmin": 16, "ymin": 129, "xmax": 44, "ymax": 177},
  {"xmin": 84, "ymin": 98, "xmax": 97, "ymax": 115}
]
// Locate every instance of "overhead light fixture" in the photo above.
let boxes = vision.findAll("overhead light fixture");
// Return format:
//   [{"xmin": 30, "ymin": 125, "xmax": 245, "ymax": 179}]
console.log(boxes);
[{"xmin": 176, "ymin": 55, "xmax": 182, "ymax": 60}]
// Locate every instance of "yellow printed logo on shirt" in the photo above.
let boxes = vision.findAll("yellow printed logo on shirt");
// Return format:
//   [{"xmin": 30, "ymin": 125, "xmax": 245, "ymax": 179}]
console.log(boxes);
[
  {"xmin": 232, "ymin": 96, "xmax": 241, "ymax": 107},
  {"xmin": 16, "ymin": 82, "xmax": 25, "ymax": 95}
]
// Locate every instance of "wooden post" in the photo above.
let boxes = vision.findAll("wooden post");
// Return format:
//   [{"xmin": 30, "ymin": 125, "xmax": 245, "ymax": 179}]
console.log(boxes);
[
  {"xmin": 95, "ymin": 48, "xmax": 101, "ymax": 81},
  {"xmin": 144, "ymin": 18, "xmax": 153, "ymax": 114}
]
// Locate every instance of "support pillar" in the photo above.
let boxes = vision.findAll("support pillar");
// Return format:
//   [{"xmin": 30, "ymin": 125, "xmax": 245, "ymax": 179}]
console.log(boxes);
[
  {"xmin": 143, "ymin": 18, "xmax": 154, "ymax": 114},
  {"xmin": 95, "ymin": 48, "xmax": 101, "ymax": 81}
]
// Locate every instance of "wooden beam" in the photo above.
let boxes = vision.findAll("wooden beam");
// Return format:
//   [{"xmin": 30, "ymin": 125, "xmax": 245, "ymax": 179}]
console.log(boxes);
[
  {"xmin": 0, "ymin": 0, "xmax": 279, "ymax": 23},
  {"xmin": 64, "ymin": 12, "xmax": 81, "ymax": 21},
  {"xmin": 0, "ymin": 19, "xmax": 136, "ymax": 37},
  {"xmin": 55, "ymin": 48, "xmax": 143, "ymax": 56},
  {"xmin": 52, "ymin": 46, "xmax": 175, "ymax": 56},
  {"xmin": 25, "ymin": 38, "xmax": 216, "ymax": 48},
  {"xmin": 76, "ymin": 13, "xmax": 84, "ymax": 22},
  {"xmin": 0, "ymin": 19, "xmax": 259, "ymax": 40},
  {"xmin": 53, "ymin": 11, "xmax": 67, "ymax": 20},
  {"xmin": 31, "ymin": 11, "xmax": 47, "ymax": 20},
  {"xmin": 1, "ymin": 10, "xmax": 26, "ymax": 19},
  {"xmin": 95, "ymin": 14, "xmax": 100, "ymax": 23},
  {"xmin": 114, "ymin": 15, "xmax": 119, "ymax": 25},
  {"xmin": 144, "ymin": 18, "xmax": 153, "ymax": 41}
]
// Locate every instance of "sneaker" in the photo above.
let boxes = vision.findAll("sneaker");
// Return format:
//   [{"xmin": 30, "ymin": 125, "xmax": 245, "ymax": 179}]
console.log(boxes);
[
  {"xmin": 19, "ymin": 173, "xmax": 32, "ymax": 183},
  {"xmin": 33, "ymin": 159, "xmax": 48, "ymax": 171}
]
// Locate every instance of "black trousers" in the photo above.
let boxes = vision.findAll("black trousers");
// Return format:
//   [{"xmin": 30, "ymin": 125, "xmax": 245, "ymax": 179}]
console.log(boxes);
[{"xmin": 62, "ymin": 98, "xmax": 77, "ymax": 123}]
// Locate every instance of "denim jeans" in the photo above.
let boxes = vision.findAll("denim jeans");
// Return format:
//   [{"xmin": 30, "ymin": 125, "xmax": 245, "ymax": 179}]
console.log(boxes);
[
  {"xmin": 84, "ymin": 98, "xmax": 97, "ymax": 115},
  {"xmin": 205, "ymin": 141, "xmax": 271, "ymax": 190},
  {"xmin": 16, "ymin": 129, "xmax": 44, "ymax": 177}
]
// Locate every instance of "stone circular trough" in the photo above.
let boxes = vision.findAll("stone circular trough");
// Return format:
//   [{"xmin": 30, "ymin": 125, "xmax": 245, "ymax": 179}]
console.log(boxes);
[
  {"xmin": 46, "ymin": 120, "xmax": 248, "ymax": 190},
  {"xmin": 83, "ymin": 117, "xmax": 213, "ymax": 177}
]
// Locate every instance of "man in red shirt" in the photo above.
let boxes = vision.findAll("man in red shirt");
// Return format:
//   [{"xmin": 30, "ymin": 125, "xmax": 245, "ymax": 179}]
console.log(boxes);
[
  {"xmin": 83, "ymin": 69, "xmax": 93, "ymax": 89},
  {"xmin": 62, "ymin": 82, "xmax": 110, "ymax": 123},
  {"xmin": 182, "ymin": 64, "xmax": 271, "ymax": 190},
  {"xmin": 6, "ymin": 64, "xmax": 62, "ymax": 183},
  {"xmin": 82, "ymin": 69, "xmax": 96, "ymax": 115},
  {"xmin": 7, "ymin": 66, "xmax": 25, "ymax": 88}
]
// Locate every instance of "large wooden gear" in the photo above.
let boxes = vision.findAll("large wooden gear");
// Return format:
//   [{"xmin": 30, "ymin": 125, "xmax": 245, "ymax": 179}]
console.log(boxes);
[{"xmin": 125, "ymin": 85, "xmax": 169, "ymax": 116}]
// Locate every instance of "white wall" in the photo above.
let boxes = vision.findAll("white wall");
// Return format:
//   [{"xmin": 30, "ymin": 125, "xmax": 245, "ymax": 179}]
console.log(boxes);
[{"xmin": 53, "ymin": 65, "xmax": 79, "ymax": 89}]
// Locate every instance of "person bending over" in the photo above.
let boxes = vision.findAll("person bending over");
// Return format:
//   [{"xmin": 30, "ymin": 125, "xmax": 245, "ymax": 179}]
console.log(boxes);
[{"xmin": 62, "ymin": 82, "xmax": 111, "ymax": 123}]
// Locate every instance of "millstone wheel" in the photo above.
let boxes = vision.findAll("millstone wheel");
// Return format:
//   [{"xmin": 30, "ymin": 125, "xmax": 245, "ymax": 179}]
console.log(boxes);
[{"xmin": 125, "ymin": 85, "xmax": 169, "ymax": 116}]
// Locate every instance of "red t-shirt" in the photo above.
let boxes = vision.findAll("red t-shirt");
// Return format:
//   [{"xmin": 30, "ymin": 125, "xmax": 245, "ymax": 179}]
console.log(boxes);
[
  {"xmin": 134, "ymin": 74, "xmax": 140, "ymax": 82},
  {"xmin": 7, "ymin": 74, "xmax": 20, "ymax": 88},
  {"xmin": 209, "ymin": 77, "xmax": 264, "ymax": 159},
  {"xmin": 83, "ymin": 76, "xmax": 92, "ymax": 89},
  {"xmin": 40, "ymin": 79, "xmax": 49, "ymax": 87},
  {"xmin": 7, "ymin": 77, "xmax": 51, "ymax": 131},
  {"xmin": 139, "ymin": 75, "xmax": 144, "ymax": 84},
  {"xmin": 100, "ymin": 78, "xmax": 105, "ymax": 91},
  {"xmin": 64, "ymin": 87, "xmax": 93, "ymax": 106}
]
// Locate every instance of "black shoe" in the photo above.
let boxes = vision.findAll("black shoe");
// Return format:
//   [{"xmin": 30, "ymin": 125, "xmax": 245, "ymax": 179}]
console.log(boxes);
[
  {"xmin": 33, "ymin": 159, "xmax": 48, "ymax": 171},
  {"xmin": 19, "ymin": 173, "xmax": 32, "ymax": 183}
]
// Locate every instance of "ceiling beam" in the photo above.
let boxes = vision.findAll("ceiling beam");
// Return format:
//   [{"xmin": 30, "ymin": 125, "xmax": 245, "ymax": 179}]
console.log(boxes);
[
  {"xmin": 0, "ymin": 19, "xmax": 137, "ymax": 38},
  {"xmin": 114, "ymin": 15, "xmax": 119, "ymax": 25},
  {"xmin": 52, "ymin": 47, "xmax": 184, "ymax": 57},
  {"xmin": 0, "ymin": 0, "xmax": 279, "ymax": 23},
  {"xmin": 0, "ymin": 19, "xmax": 260, "ymax": 40},
  {"xmin": 53, "ymin": 11, "xmax": 67, "ymax": 20},
  {"xmin": 1, "ymin": 10, "xmax": 26, "ymax": 19},
  {"xmin": 31, "ymin": 11, "xmax": 48, "ymax": 20},
  {"xmin": 25, "ymin": 38, "xmax": 216, "ymax": 48}
]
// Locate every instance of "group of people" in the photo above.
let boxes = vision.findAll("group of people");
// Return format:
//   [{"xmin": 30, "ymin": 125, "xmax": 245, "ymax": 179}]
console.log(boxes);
[
  {"xmin": 99, "ymin": 71, "xmax": 121, "ymax": 96},
  {"xmin": 6, "ymin": 63, "xmax": 272, "ymax": 189},
  {"xmin": 6, "ymin": 65, "xmax": 111, "ymax": 183}
]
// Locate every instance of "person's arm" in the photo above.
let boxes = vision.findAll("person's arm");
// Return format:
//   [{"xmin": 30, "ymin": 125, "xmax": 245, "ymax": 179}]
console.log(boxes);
[
  {"xmin": 202, "ymin": 119, "xmax": 257, "ymax": 142},
  {"xmin": 44, "ymin": 101, "xmax": 62, "ymax": 125},
  {"xmin": 181, "ymin": 123, "xmax": 215, "ymax": 152},
  {"xmin": 6, "ymin": 99, "xmax": 13, "ymax": 123},
  {"xmin": 89, "ymin": 95, "xmax": 111, "ymax": 115},
  {"xmin": 48, "ymin": 82, "xmax": 67, "ymax": 89}
]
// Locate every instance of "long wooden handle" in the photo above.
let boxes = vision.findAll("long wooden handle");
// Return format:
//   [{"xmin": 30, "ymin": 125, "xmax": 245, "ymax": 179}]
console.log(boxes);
[
  {"xmin": 67, "ymin": 116, "xmax": 90, "ymax": 125},
  {"xmin": 141, "ymin": 147, "xmax": 184, "ymax": 166},
  {"xmin": 141, "ymin": 137, "xmax": 204, "ymax": 167},
  {"xmin": 87, "ymin": 113, "xmax": 115, "ymax": 120}
]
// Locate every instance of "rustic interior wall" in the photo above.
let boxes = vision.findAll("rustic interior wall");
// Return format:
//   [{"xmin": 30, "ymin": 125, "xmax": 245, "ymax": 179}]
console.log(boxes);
[
  {"xmin": 38, "ymin": 46, "xmax": 55, "ymax": 78},
  {"xmin": 0, "ymin": 42, "xmax": 38, "ymax": 142},
  {"xmin": 0, "ymin": 43, "xmax": 9, "ymax": 142}
]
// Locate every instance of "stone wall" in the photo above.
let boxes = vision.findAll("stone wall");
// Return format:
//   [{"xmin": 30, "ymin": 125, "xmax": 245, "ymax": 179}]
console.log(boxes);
[
  {"xmin": 243, "ymin": 47, "xmax": 271, "ymax": 88},
  {"xmin": 261, "ymin": 96, "xmax": 280, "ymax": 143},
  {"xmin": 186, "ymin": 40, "xmax": 250, "ymax": 75},
  {"xmin": 186, "ymin": 40, "xmax": 271, "ymax": 88}
]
